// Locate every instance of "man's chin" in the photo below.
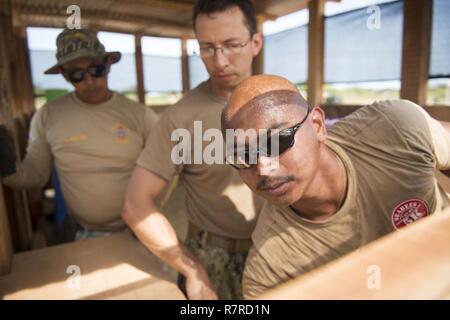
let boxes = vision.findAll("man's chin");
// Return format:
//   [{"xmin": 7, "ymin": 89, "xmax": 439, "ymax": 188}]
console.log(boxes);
[
  {"xmin": 81, "ymin": 93, "xmax": 105, "ymax": 103},
  {"xmin": 214, "ymin": 75, "xmax": 239, "ymax": 87},
  {"xmin": 258, "ymin": 191, "xmax": 295, "ymax": 207}
]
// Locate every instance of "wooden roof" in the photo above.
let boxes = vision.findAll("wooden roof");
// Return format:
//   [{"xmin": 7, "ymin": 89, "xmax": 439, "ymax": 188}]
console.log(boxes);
[{"xmin": 9, "ymin": 0, "xmax": 338, "ymax": 38}]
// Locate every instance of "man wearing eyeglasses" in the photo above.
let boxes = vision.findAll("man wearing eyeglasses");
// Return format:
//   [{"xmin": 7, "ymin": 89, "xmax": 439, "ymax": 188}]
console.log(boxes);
[
  {"xmin": 1, "ymin": 29, "xmax": 158, "ymax": 240},
  {"xmin": 122, "ymin": 0, "xmax": 263, "ymax": 300},
  {"xmin": 222, "ymin": 74, "xmax": 450, "ymax": 298}
]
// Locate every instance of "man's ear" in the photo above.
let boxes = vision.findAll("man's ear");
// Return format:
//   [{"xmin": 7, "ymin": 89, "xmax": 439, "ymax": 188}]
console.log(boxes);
[
  {"xmin": 310, "ymin": 107, "xmax": 327, "ymax": 142},
  {"xmin": 251, "ymin": 31, "xmax": 263, "ymax": 57}
]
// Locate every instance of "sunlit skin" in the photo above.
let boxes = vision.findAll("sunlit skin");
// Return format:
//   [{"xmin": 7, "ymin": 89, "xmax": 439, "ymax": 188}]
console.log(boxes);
[
  {"xmin": 60, "ymin": 56, "xmax": 113, "ymax": 104},
  {"xmin": 195, "ymin": 5, "xmax": 263, "ymax": 99},
  {"xmin": 224, "ymin": 75, "xmax": 348, "ymax": 221}
]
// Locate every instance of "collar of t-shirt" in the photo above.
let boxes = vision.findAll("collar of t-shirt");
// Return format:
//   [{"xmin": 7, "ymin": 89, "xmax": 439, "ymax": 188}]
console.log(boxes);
[
  {"xmin": 71, "ymin": 91, "xmax": 117, "ymax": 109},
  {"xmin": 200, "ymin": 81, "xmax": 228, "ymax": 106}
]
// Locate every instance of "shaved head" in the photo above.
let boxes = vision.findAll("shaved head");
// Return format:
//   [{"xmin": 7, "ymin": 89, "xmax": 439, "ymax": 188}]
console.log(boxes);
[
  {"xmin": 223, "ymin": 75, "xmax": 308, "ymax": 128},
  {"xmin": 221, "ymin": 75, "xmax": 329, "ymax": 208}
]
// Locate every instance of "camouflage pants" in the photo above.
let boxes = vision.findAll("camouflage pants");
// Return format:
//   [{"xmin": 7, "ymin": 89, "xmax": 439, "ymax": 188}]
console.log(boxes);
[{"xmin": 178, "ymin": 237, "xmax": 248, "ymax": 300}]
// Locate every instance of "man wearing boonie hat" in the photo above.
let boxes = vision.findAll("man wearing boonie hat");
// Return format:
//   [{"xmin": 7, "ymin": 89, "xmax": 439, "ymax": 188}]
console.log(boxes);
[{"xmin": 1, "ymin": 29, "xmax": 158, "ymax": 241}]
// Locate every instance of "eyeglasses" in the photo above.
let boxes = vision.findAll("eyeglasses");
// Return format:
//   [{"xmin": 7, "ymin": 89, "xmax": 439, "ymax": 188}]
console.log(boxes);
[
  {"xmin": 226, "ymin": 106, "xmax": 311, "ymax": 170},
  {"xmin": 195, "ymin": 40, "xmax": 251, "ymax": 58},
  {"xmin": 63, "ymin": 63, "xmax": 107, "ymax": 83}
]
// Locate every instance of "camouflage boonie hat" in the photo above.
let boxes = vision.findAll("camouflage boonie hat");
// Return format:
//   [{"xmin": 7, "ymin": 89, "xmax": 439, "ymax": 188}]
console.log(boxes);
[{"xmin": 44, "ymin": 29, "xmax": 121, "ymax": 74}]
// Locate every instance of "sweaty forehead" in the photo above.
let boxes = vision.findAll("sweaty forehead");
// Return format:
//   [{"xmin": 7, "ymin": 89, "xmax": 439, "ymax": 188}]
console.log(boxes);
[
  {"xmin": 225, "ymin": 89, "xmax": 308, "ymax": 130},
  {"xmin": 226, "ymin": 74, "xmax": 299, "ymax": 116}
]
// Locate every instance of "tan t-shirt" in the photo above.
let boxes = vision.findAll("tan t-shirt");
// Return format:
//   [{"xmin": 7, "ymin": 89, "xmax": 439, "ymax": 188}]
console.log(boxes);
[
  {"xmin": 4, "ymin": 92, "xmax": 158, "ymax": 231},
  {"xmin": 137, "ymin": 82, "xmax": 262, "ymax": 239},
  {"xmin": 243, "ymin": 100, "xmax": 450, "ymax": 298}
]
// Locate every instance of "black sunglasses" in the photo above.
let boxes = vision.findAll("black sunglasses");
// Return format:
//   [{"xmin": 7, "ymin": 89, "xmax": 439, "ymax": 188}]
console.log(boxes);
[
  {"xmin": 226, "ymin": 106, "xmax": 311, "ymax": 170},
  {"xmin": 63, "ymin": 63, "xmax": 107, "ymax": 83}
]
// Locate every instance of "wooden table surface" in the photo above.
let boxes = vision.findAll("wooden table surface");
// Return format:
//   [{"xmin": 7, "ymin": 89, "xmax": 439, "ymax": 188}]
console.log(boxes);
[{"xmin": 0, "ymin": 231, "xmax": 185, "ymax": 300}]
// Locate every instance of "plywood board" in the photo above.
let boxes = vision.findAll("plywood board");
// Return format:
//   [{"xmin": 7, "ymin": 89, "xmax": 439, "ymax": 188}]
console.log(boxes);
[{"xmin": 0, "ymin": 231, "xmax": 185, "ymax": 300}]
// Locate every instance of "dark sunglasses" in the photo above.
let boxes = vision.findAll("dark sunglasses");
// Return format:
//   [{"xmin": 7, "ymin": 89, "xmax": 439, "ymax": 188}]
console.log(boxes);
[
  {"xmin": 226, "ymin": 106, "xmax": 311, "ymax": 170},
  {"xmin": 63, "ymin": 63, "xmax": 107, "ymax": 83}
]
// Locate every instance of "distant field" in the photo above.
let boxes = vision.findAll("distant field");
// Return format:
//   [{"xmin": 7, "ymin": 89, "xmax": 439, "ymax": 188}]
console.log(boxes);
[{"xmin": 34, "ymin": 82, "xmax": 450, "ymax": 110}]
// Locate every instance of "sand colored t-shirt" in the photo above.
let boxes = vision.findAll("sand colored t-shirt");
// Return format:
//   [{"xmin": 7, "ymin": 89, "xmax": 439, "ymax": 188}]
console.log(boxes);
[
  {"xmin": 137, "ymin": 81, "xmax": 262, "ymax": 239},
  {"xmin": 4, "ymin": 92, "xmax": 158, "ymax": 231},
  {"xmin": 243, "ymin": 100, "xmax": 450, "ymax": 298}
]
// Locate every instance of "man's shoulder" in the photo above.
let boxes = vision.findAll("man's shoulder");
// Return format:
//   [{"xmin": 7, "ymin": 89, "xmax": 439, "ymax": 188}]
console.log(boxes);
[
  {"xmin": 40, "ymin": 92, "xmax": 74, "ymax": 109},
  {"xmin": 329, "ymin": 99, "xmax": 431, "ymax": 142},
  {"xmin": 36, "ymin": 92, "xmax": 76, "ymax": 119},
  {"xmin": 160, "ymin": 82, "xmax": 221, "ymax": 123}
]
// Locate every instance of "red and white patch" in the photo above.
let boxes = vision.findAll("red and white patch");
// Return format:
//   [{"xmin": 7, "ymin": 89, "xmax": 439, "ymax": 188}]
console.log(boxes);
[{"xmin": 391, "ymin": 198, "xmax": 429, "ymax": 229}]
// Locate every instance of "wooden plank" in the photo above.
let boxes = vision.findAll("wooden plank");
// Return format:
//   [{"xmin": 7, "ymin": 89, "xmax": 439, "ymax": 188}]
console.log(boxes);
[
  {"xmin": 134, "ymin": 33, "xmax": 146, "ymax": 104},
  {"xmin": 400, "ymin": 0, "xmax": 433, "ymax": 105},
  {"xmin": 0, "ymin": 231, "xmax": 185, "ymax": 300},
  {"xmin": 0, "ymin": 4, "xmax": 17, "ymax": 258},
  {"xmin": 131, "ymin": 0, "xmax": 193, "ymax": 12},
  {"xmin": 21, "ymin": 12, "xmax": 195, "ymax": 39},
  {"xmin": 19, "ymin": 25, "xmax": 35, "ymax": 117},
  {"xmin": 258, "ymin": 210, "xmax": 450, "ymax": 299},
  {"xmin": 181, "ymin": 37, "xmax": 190, "ymax": 94},
  {"xmin": 307, "ymin": 0, "xmax": 325, "ymax": 107},
  {"xmin": 0, "ymin": 185, "xmax": 12, "ymax": 276},
  {"xmin": 0, "ymin": 0, "xmax": 33, "ymax": 253}
]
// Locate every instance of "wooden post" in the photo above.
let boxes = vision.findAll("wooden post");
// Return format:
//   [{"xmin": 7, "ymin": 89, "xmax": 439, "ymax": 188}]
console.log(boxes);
[
  {"xmin": 0, "ymin": 1, "xmax": 33, "ymax": 252},
  {"xmin": 400, "ymin": 0, "xmax": 433, "ymax": 106},
  {"xmin": 181, "ymin": 37, "xmax": 190, "ymax": 94},
  {"xmin": 20, "ymin": 25, "xmax": 35, "ymax": 117},
  {"xmin": 12, "ymin": 25, "xmax": 35, "ymax": 117},
  {"xmin": 0, "ymin": 185, "xmax": 13, "ymax": 275},
  {"xmin": 0, "ymin": 1, "xmax": 15, "ymax": 273},
  {"xmin": 134, "ymin": 32, "xmax": 146, "ymax": 104},
  {"xmin": 307, "ymin": 0, "xmax": 325, "ymax": 107},
  {"xmin": 252, "ymin": 14, "xmax": 266, "ymax": 76}
]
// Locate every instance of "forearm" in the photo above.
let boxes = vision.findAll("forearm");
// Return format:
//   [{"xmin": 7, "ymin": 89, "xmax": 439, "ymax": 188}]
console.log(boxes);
[
  {"xmin": 2, "ymin": 160, "xmax": 50, "ymax": 189},
  {"xmin": 122, "ymin": 202, "xmax": 206, "ymax": 279}
]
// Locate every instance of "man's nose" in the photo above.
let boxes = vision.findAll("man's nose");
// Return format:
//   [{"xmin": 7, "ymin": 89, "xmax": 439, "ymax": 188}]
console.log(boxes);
[
  {"xmin": 255, "ymin": 155, "xmax": 279, "ymax": 176},
  {"xmin": 82, "ymin": 73, "xmax": 95, "ymax": 86},
  {"xmin": 213, "ymin": 48, "xmax": 229, "ymax": 70}
]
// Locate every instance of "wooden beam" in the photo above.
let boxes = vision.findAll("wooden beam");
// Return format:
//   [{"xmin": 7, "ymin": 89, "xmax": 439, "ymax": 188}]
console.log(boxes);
[
  {"xmin": 130, "ymin": 0, "xmax": 193, "ymax": 12},
  {"xmin": 181, "ymin": 37, "xmax": 190, "ymax": 94},
  {"xmin": 0, "ymin": 186, "xmax": 12, "ymax": 276},
  {"xmin": 252, "ymin": 14, "xmax": 266, "ymax": 76},
  {"xmin": 1, "ymin": 1, "xmax": 33, "ymax": 252},
  {"xmin": 307, "ymin": 0, "xmax": 325, "ymax": 107},
  {"xmin": 22, "ymin": 14, "xmax": 194, "ymax": 39},
  {"xmin": 400, "ymin": 0, "xmax": 433, "ymax": 105},
  {"xmin": 258, "ymin": 210, "xmax": 450, "ymax": 299},
  {"xmin": 0, "ymin": 184, "xmax": 13, "ymax": 275},
  {"xmin": 134, "ymin": 33, "xmax": 146, "ymax": 104},
  {"xmin": 0, "ymin": 2, "xmax": 18, "ymax": 262}
]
